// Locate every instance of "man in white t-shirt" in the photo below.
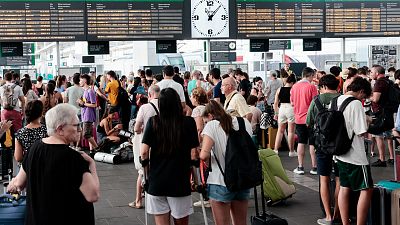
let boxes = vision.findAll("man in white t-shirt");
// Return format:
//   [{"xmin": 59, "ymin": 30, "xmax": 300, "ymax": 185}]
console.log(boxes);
[
  {"xmin": 155, "ymin": 65, "xmax": 186, "ymax": 110},
  {"xmin": 335, "ymin": 77, "xmax": 373, "ymax": 225},
  {"xmin": 0, "ymin": 72, "xmax": 25, "ymax": 133}
]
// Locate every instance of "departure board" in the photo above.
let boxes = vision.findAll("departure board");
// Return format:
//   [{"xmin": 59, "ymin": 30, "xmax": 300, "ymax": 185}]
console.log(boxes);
[
  {"xmin": 236, "ymin": 0, "xmax": 324, "ymax": 39},
  {"xmin": 86, "ymin": 0, "xmax": 184, "ymax": 40},
  {"xmin": 326, "ymin": 0, "xmax": 400, "ymax": 37},
  {"xmin": 0, "ymin": 1, "xmax": 86, "ymax": 42}
]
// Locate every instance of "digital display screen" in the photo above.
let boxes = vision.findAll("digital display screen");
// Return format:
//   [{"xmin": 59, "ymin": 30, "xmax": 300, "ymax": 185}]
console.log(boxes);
[
  {"xmin": 0, "ymin": 0, "xmax": 86, "ymax": 42},
  {"xmin": 325, "ymin": 0, "xmax": 400, "ymax": 37},
  {"xmin": 88, "ymin": 41, "xmax": 110, "ymax": 55},
  {"xmin": 86, "ymin": 0, "xmax": 184, "ymax": 40},
  {"xmin": 249, "ymin": 39, "xmax": 269, "ymax": 52},
  {"xmin": 237, "ymin": 0, "xmax": 324, "ymax": 38},
  {"xmin": 156, "ymin": 40, "xmax": 177, "ymax": 53},
  {"xmin": 303, "ymin": 38, "xmax": 321, "ymax": 51}
]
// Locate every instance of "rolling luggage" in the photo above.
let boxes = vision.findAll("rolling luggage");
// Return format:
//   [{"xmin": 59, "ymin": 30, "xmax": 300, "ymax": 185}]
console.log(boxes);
[
  {"xmin": 367, "ymin": 180, "xmax": 400, "ymax": 225},
  {"xmin": 251, "ymin": 184, "xmax": 288, "ymax": 225},
  {"xmin": 395, "ymin": 149, "xmax": 400, "ymax": 181},
  {"xmin": 258, "ymin": 149, "xmax": 295, "ymax": 205},
  {"xmin": 0, "ymin": 174, "xmax": 26, "ymax": 225},
  {"xmin": 392, "ymin": 189, "xmax": 400, "ymax": 225},
  {"xmin": 0, "ymin": 194, "xmax": 26, "ymax": 225}
]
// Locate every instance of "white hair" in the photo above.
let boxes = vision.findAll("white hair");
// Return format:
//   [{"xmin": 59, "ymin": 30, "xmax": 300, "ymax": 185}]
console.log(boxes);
[
  {"xmin": 45, "ymin": 103, "xmax": 78, "ymax": 136},
  {"xmin": 127, "ymin": 75, "xmax": 134, "ymax": 83},
  {"xmin": 148, "ymin": 84, "xmax": 160, "ymax": 96}
]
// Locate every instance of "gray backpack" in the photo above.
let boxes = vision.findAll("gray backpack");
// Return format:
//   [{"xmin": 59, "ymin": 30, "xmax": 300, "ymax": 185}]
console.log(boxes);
[{"xmin": 1, "ymin": 84, "xmax": 17, "ymax": 110}]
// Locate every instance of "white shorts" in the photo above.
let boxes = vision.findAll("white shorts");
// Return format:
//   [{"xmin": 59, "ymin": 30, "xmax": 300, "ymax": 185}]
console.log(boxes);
[
  {"xmin": 278, "ymin": 103, "xmax": 295, "ymax": 124},
  {"xmin": 145, "ymin": 193, "xmax": 193, "ymax": 219}
]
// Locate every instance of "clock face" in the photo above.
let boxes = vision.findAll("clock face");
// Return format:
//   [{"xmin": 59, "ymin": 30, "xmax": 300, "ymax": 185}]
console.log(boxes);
[{"xmin": 191, "ymin": 0, "xmax": 229, "ymax": 38}]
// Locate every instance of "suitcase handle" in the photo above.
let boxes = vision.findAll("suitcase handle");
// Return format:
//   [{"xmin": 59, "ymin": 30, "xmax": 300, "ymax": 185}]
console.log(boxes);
[
  {"xmin": 253, "ymin": 182, "xmax": 267, "ymax": 217},
  {"xmin": 0, "ymin": 194, "xmax": 20, "ymax": 206}
]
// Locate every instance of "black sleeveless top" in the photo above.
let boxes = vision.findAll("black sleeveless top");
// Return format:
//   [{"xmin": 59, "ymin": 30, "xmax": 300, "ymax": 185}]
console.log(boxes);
[
  {"xmin": 278, "ymin": 87, "xmax": 291, "ymax": 103},
  {"xmin": 37, "ymin": 84, "xmax": 44, "ymax": 96}
]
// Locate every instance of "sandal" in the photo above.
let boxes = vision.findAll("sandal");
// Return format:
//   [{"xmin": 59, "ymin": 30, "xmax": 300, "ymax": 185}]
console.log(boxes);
[{"xmin": 128, "ymin": 202, "xmax": 143, "ymax": 209}]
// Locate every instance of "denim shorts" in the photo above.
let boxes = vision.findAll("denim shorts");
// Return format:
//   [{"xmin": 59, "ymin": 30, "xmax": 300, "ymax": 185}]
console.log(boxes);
[{"xmin": 207, "ymin": 184, "xmax": 250, "ymax": 203}]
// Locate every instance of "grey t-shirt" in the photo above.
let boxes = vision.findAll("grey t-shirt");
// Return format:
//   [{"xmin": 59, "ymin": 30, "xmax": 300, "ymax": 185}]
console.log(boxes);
[
  {"xmin": 65, "ymin": 85, "xmax": 84, "ymax": 115},
  {"xmin": 265, "ymin": 79, "xmax": 283, "ymax": 105}
]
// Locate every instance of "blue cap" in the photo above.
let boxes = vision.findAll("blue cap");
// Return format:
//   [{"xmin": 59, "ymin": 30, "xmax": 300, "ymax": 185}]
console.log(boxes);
[{"xmin": 134, "ymin": 86, "xmax": 147, "ymax": 96}]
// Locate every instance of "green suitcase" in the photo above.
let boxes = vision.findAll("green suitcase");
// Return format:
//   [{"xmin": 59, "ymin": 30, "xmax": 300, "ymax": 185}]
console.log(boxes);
[{"xmin": 258, "ymin": 149, "xmax": 296, "ymax": 205}]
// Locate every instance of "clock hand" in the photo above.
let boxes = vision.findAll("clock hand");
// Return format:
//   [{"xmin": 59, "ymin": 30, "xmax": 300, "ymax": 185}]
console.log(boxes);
[
  {"xmin": 208, "ymin": 5, "xmax": 221, "ymax": 21},
  {"xmin": 211, "ymin": 5, "xmax": 221, "ymax": 17}
]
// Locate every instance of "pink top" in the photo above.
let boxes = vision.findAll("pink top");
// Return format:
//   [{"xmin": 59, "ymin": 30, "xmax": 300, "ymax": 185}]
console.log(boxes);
[{"xmin": 290, "ymin": 80, "xmax": 318, "ymax": 124}]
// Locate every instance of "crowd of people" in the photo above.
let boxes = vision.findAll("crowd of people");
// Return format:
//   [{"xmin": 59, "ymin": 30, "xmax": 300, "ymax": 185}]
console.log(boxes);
[{"xmin": 2, "ymin": 63, "xmax": 399, "ymax": 225}]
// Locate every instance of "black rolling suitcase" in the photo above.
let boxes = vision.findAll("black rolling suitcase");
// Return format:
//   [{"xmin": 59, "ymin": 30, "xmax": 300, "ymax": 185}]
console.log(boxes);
[
  {"xmin": 367, "ymin": 186, "xmax": 391, "ymax": 225},
  {"xmin": 251, "ymin": 184, "xmax": 288, "ymax": 225}
]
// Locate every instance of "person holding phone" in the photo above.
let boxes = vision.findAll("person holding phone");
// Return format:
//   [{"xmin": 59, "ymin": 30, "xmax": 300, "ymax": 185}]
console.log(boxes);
[{"xmin": 97, "ymin": 107, "xmax": 122, "ymax": 144}]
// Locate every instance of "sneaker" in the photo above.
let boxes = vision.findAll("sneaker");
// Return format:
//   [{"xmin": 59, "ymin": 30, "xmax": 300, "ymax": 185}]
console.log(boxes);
[
  {"xmin": 293, "ymin": 166, "xmax": 305, "ymax": 175},
  {"xmin": 193, "ymin": 200, "xmax": 210, "ymax": 207},
  {"xmin": 288, "ymin": 151, "xmax": 298, "ymax": 157},
  {"xmin": 310, "ymin": 167, "xmax": 318, "ymax": 175},
  {"xmin": 371, "ymin": 159, "xmax": 387, "ymax": 167},
  {"xmin": 388, "ymin": 159, "xmax": 394, "ymax": 165},
  {"xmin": 317, "ymin": 218, "xmax": 332, "ymax": 225},
  {"xmin": 273, "ymin": 150, "xmax": 279, "ymax": 155},
  {"xmin": 370, "ymin": 152, "xmax": 376, "ymax": 157}
]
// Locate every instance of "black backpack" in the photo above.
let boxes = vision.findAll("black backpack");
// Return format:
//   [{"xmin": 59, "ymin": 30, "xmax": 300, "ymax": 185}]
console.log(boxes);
[
  {"xmin": 383, "ymin": 79, "xmax": 400, "ymax": 113},
  {"xmin": 117, "ymin": 86, "xmax": 131, "ymax": 108},
  {"xmin": 313, "ymin": 96, "xmax": 357, "ymax": 156},
  {"xmin": 213, "ymin": 117, "xmax": 263, "ymax": 192}
]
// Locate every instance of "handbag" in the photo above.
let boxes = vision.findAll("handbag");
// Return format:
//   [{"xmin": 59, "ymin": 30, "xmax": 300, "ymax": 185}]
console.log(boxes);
[
  {"xmin": 368, "ymin": 109, "xmax": 394, "ymax": 135},
  {"xmin": 132, "ymin": 133, "xmax": 143, "ymax": 171}
]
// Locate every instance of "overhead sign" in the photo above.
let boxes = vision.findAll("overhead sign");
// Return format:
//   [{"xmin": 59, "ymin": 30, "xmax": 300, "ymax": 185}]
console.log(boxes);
[
  {"xmin": 0, "ymin": 42, "xmax": 23, "ymax": 57},
  {"xmin": 210, "ymin": 41, "xmax": 236, "ymax": 51},
  {"xmin": 250, "ymin": 39, "xmax": 269, "ymax": 52},
  {"xmin": 88, "ymin": 41, "xmax": 110, "ymax": 55},
  {"xmin": 23, "ymin": 43, "xmax": 35, "ymax": 55},
  {"xmin": 82, "ymin": 56, "xmax": 95, "ymax": 64},
  {"xmin": 0, "ymin": 1, "xmax": 86, "ymax": 42},
  {"xmin": 269, "ymin": 40, "xmax": 291, "ymax": 50},
  {"xmin": 303, "ymin": 38, "xmax": 322, "ymax": 51},
  {"xmin": 210, "ymin": 52, "xmax": 236, "ymax": 62},
  {"xmin": 156, "ymin": 40, "xmax": 177, "ymax": 53},
  {"xmin": 86, "ymin": 0, "xmax": 184, "ymax": 40},
  {"xmin": 0, "ymin": 55, "xmax": 35, "ymax": 66},
  {"xmin": 326, "ymin": 1, "xmax": 400, "ymax": 37},
  {"xmin": 237, "ymin": 0, "xmax": 324, "ymax": 38}
]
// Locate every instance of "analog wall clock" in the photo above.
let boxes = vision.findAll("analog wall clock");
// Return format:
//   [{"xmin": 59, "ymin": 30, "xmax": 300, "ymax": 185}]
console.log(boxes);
[{"xmin": 191, "ymin": 0, "xmax": 230, "ymax": 38}]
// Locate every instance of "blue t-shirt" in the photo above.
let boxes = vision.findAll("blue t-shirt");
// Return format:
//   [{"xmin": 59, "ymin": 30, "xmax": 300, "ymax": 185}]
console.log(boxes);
[{"xmin": 213, "ymin": 81, "xmax": 225, "ymax": 105}]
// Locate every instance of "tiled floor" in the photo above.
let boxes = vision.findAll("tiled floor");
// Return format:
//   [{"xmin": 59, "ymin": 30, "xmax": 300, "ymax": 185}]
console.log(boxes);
[
  {"xmin": 1, "ymin": 147, "xmax": 395, "ymax": 225},
  {"xmin": 91, "ymin": 148, "xmax": 395, "ymax": 225}
]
